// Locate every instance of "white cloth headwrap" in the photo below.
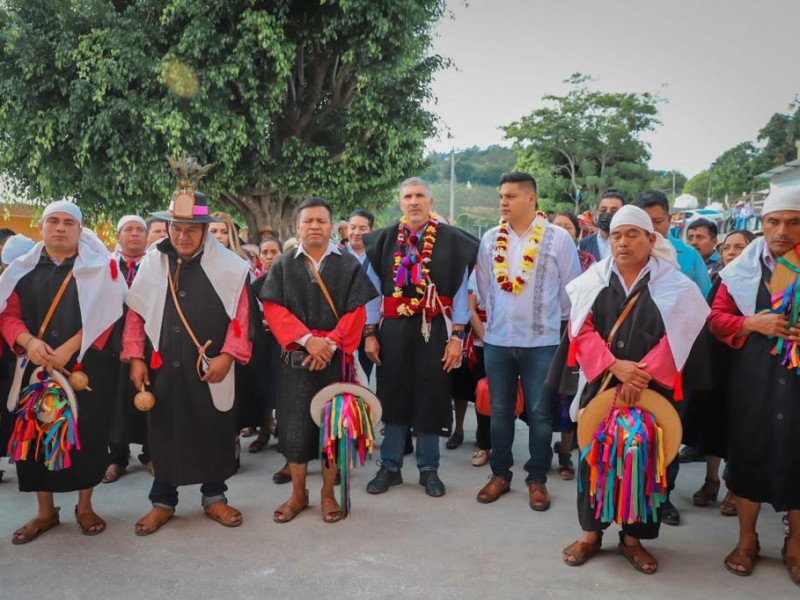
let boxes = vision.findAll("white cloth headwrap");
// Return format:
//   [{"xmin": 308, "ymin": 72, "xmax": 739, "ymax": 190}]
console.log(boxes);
[
  {"xmin": 718, "ymin": 236, "xmax": 765, "ymax": 316},
  {"xmin": 116, "ymin": 215, "xmax": 147, "ymax": 232},
  {"xmin": 609, "ymin": 205, "xmax": 678, "ymax": 267},
  {"xmin": 761, "ymin": 185, "xmax": 800, "ymax": 217},
  {"xmin": 42, "ymin": 200, "xmax": 82, "ymax": 224},
  {"xmin": 0, "ymin": 228, "xmax": 128, "ymax": 362},
  {"xmin": 125, "ymin": 232, "xmax": 249, "ymax": 411},
  {"xmin": 1, "ymin": 234, "xmax": 35, "ymax": 264},
  {"xmin": 567, "ymin": 206, "xmax": 709, "ymax": 371}
]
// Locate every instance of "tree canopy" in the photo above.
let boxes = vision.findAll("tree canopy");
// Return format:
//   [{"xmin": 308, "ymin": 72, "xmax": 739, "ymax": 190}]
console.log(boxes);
[
  {"xmin": 503, "ymin": 73, "xmax": 663, "ymax": 209},
  {"xmin": 422, "ymin": 145, "xmax": 516, "ymax": 187},
  {"xmin": 683, "ymin": 98, "xmax": 800, "ymax": 204},
  {"xmin": 0, "ymin": 0, "xmax": 446, "ymax": 239}
]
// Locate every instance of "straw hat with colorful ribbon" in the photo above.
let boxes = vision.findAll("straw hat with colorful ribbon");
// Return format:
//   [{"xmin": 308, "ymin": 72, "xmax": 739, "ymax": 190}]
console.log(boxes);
[
  {"xmin": 8, "ymin": 367, "xmax": 81, "ymax": 472},
  {"xmin": 577, "ymin": 386, "xmax": 681, "ymax": 524},
  {"xmin": 310, "ymin": 383, "xmax": 381, "ymax": 518}
]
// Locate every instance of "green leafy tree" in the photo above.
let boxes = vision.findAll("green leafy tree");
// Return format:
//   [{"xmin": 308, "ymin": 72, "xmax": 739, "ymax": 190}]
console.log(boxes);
[
  {"xmin": 755, "ymin": 99, "xmax": 800, "ymax": 170},
  {"xmin": 503, "ymin": 73, "xmax": 662, "ymax": 209},
  {"xmin": 0, "ymin": 0, "xmax": 445, "ymax": 240},
  {"xmin": 645, "ymin": 170, "xmax": 687, "ymax": 198},
  {"xmin": 683, "ymin": 170, "xmax": 713, "ymax": 203},
  {"xmin": 709, "ymin": 142, "xmax": 760, "ymax": 199}
]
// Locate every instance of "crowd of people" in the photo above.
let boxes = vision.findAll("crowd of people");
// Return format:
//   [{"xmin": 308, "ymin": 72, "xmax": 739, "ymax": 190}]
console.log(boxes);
[{"xmin": 0, "ymin": 166, "xmax": 798, "ymax": 586}]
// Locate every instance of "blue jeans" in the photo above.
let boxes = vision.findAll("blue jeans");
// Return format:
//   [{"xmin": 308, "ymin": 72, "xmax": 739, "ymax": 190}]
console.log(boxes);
[
  {"xmin": 484, "ymin": 343, "xmax": 556, "ymax": 484},
  {"xmin": 149, "ymin": 480, "xmax": 228, "ymax": 509},
  {"xmin": 380, "ymin": 424, "xmax": 439, "ymax": 473}
]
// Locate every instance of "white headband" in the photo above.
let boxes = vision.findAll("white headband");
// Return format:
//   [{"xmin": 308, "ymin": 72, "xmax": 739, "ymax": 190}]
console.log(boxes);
[
  {"xmin": 116, "ymin": 215, "xmax": 147, "ymax": 232},
  {"xmin": 1, "ymin": 234, "xmax": 35, "ymax": 264},
  {"xmin": 42, "ymin": 200, "xmax": 82, "ymax": 224},
  {"xmin": 762, "ymin": 185, "xmax": 800, "ymax": 217},
  {"xmin": 610, "ymin": 205, "xmax": 653, "ymax": 233},
  {"xmin": 609, "ymin": 204, "xmax": 677, "ymax": 267}
]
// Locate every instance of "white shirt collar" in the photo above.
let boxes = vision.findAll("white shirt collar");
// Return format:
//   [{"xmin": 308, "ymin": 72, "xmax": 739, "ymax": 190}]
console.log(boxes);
[
  {"xmin": 610, "ymin": 257, "xmax": 653, "ymax": 297},
  {"xmin": 295, "ymin": 240, "xmax": 341, "ymax": 269}
]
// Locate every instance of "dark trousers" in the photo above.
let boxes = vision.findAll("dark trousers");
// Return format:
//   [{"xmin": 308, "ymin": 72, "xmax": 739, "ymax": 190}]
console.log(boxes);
[
  {"xmin": 149, "ymin": 479, "xmax": 228, "ymax": 508},
  {"xmin": 475, "ymin": 411, "xmax": 491, "ymax": 450},
  {"xmin": 357, "ymin": 338, "xmax": 374, "ymax": 380},
  {"xmin": 110, "ymin": 441, "xmax": 150, "ymax": 468}
]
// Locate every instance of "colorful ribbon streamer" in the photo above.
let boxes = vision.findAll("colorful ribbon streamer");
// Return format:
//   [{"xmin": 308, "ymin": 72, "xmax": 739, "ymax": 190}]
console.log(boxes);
[
  {"xmin": 579, "ymin": 405, "xmax": 667, "ymax": 524},
  {"xmin": 8, "ymin": 374, "xmax": 81, "ymax": 472},
  {"xmin": 318, "ymin": 393, "xmax": 376, "ymax": 518},
  {"xmin": 770, "ymin": 258, "xmax": 800, "ymax": 374}
]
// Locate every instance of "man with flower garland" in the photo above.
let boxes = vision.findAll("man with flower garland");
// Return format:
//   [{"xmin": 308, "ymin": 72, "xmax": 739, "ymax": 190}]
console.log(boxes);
[
  {"xmin": 474, "ymin": 172, "xmax": 581, "ymax": 509},
  {"xmin": 363, "ymin": 177, "xmax": 478, "ymax": 497}
]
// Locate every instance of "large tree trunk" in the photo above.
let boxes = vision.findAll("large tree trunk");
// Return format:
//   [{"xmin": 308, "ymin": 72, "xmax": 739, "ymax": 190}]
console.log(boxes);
[{"xmin": 218, "ymin": 189, "xmax": 302, "ymax": 243}]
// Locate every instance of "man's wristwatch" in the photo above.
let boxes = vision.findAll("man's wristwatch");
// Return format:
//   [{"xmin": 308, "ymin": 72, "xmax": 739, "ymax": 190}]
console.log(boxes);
[
  {"xmin": 362, "ymin": 325, "xmax": 378, "ymax": 339},
  {"xmin": 449, "ymin": 329, "xmax": 466, "ymax": 343}
]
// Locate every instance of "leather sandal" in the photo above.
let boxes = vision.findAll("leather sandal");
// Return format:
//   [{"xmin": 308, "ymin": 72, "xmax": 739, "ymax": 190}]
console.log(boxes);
[
  {"xmin": 273, "ymin": 490, "xmax": 309, "ymax": 524},
  {"xmin": 445, "ymin": 432, "xmax": 464, "ymax": 450},
  {"xmin": 782, "ymin": 537, "xmax": 800, "ymax": 586},
  {"xmin": 249, "ymin": 432, "xmax": 270, "ymax": 453},
  {"xmin": 272, "ymin": 462, "xmax": 292, "ymax": 485},
  {"xmin": 618, "ymin": 533, "xmax": 658, "ymax": 574},
  {"xmin": 12, "ymin": 508, "xmax": 60, "ymax": 545},
  {"xmin": 719, "ymin": 491, "xmax": 737, "ymax": 517},
  {"xmin": 558, "ymin": 454, "xmax": 575, "ymax": 481},
  {"xmin": 102, "ymin": 463, "xmax": 126, "ymax": 484},
  {"xmin": 724, "ymin": 539, "xmax": 760, "ymax": 576},
  {"xmin": 75, "ymin": 506, "xmax": 106, "ymax": 536},
  {"xmin": 692, "ymin": 478, "xmax": 720, "ymax": 507},
  {"xmin": 321, "ymin": 496, "xmax": 342, "ymax": 524},
  {"xmin": 135, "ymin": 507, "xmax": 175, "ymax": 536},
  {"xmin": 562, "ymin": 532, "xmax": 603, "ymax": 566},
  {"xmin": 204, "ymin": 502, "xmax": 243, "ymax": 528}
]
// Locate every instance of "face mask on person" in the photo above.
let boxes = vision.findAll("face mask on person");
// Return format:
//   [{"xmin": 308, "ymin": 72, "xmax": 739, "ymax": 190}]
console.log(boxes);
[{"xmin": 597, "ymin": 212, "xmax": 612, "ymax": 233}]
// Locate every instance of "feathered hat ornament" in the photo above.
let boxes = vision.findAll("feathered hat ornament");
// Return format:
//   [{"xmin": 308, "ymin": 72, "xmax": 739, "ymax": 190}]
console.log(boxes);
[{"xmin": 151, "ymin": 153, "xmax": 220, "ymax": 224}]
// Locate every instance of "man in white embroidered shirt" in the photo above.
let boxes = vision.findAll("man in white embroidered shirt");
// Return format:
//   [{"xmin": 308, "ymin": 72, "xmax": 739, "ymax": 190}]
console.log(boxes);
[{"xmin": 475, "ymin": 172, "xmax": 581, "ymax": 510}]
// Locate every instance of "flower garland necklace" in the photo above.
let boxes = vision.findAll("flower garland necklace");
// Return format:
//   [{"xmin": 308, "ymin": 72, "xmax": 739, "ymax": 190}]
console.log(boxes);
[
  {"xmin": 493, "ymin": 213, "xmax": 547, "ymax": 294},
  {"xmin": 392, "ymin": 213, "xmax": 440, "ymax": 316}
]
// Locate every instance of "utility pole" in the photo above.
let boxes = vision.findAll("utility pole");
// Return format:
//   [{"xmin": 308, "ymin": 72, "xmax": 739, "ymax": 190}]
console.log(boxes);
[
  {"xmin": 449, "ymin": 147, "xmax": 455, "ymax": 223},
  {"xmin": 672, "ymin": 170, "xmax": 676, "ymax": 198}
]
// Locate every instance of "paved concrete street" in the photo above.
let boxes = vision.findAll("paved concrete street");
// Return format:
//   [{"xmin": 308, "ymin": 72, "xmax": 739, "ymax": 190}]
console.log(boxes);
[{"xmin": 0, "ymin": 415, "xmax": 796, "ymax": 600}]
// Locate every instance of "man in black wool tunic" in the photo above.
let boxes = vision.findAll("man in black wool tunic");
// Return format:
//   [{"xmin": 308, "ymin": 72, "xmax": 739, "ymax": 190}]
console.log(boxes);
[
  {"xmin": 362, "ymin": 177, "xmax": 478, "ymax": 498},
  {"xmin": 123, "ymin": 157, "xmax": 252, "ymax": 536},
  {"xmin": 259, "ymin": 197, "xmax": 377, "ymax": 524},
  {"xmin": 0, "ymin": 200, "xmax": 127, "ymax": 544}
]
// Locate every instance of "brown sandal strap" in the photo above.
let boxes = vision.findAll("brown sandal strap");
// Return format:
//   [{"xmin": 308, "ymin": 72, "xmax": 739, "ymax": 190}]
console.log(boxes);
[
  {"xmin": 204, "ymin": 502, "xmax": 242, "ymax": 527},
  {"xmin": 135, "ymin": 507, "xmax": 174, "ymax": 535},
  {"xmin": 12, "ymin": 509, "xmax": 61, "ymax": 545},
  {"xmin": 562, "ymin": 537, "xmax": 602, "ymax": 566},
  {"xmin": 619, "ymin": 542, "xmax": 658, "ymax": 574},
  {"xmin": 725, "ymin": 544, "xmax": 759, "ymax": 576}
]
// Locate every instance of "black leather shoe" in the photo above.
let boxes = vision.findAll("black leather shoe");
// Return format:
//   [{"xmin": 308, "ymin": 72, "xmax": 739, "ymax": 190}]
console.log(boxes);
[
  {"xmin": 419, "ymin": 471, "xmax": 446, "ymax": 497},
  {"xmin": 678, "ymin": 446, "xmax": 706, "ymax": 463},
  {"xmin": 366, "ymin": 467, "xmax": 403, "ymax": 494},
  {"xmin": 662, "ymin": 499, "xmax": 680, "ymax": 526}
]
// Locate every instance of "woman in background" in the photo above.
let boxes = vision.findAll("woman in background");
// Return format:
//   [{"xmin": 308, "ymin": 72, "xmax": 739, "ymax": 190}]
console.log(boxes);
[{"xmin": 549, "ymin": 211, "xmax": 595, "ymax": 479}]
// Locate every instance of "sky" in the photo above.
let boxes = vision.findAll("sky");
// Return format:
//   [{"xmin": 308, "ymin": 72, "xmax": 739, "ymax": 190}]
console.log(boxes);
[{"xmin": 426, "ymin": 0, "xmax": 800, "ymax": 178}]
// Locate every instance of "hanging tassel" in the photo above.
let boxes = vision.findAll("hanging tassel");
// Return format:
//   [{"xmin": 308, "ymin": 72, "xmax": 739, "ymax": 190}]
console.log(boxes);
[
  {"xmin": 150, "ymin": 350, "xmax": 163, "ymax": 370},
  {"xmin": 567, "ymin": 337, "xmax": 578, "ymax": 367},
  {"xmin": 231, "ymin": 317, "xmax": 242, "ymax": 338},
  {"xmin": 673, "ymin": 369, "xmax": 683, "ymax": 401},
  {"xmin": 109, "ymin": 258, "xmax": 119, "ymax": 281}
]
